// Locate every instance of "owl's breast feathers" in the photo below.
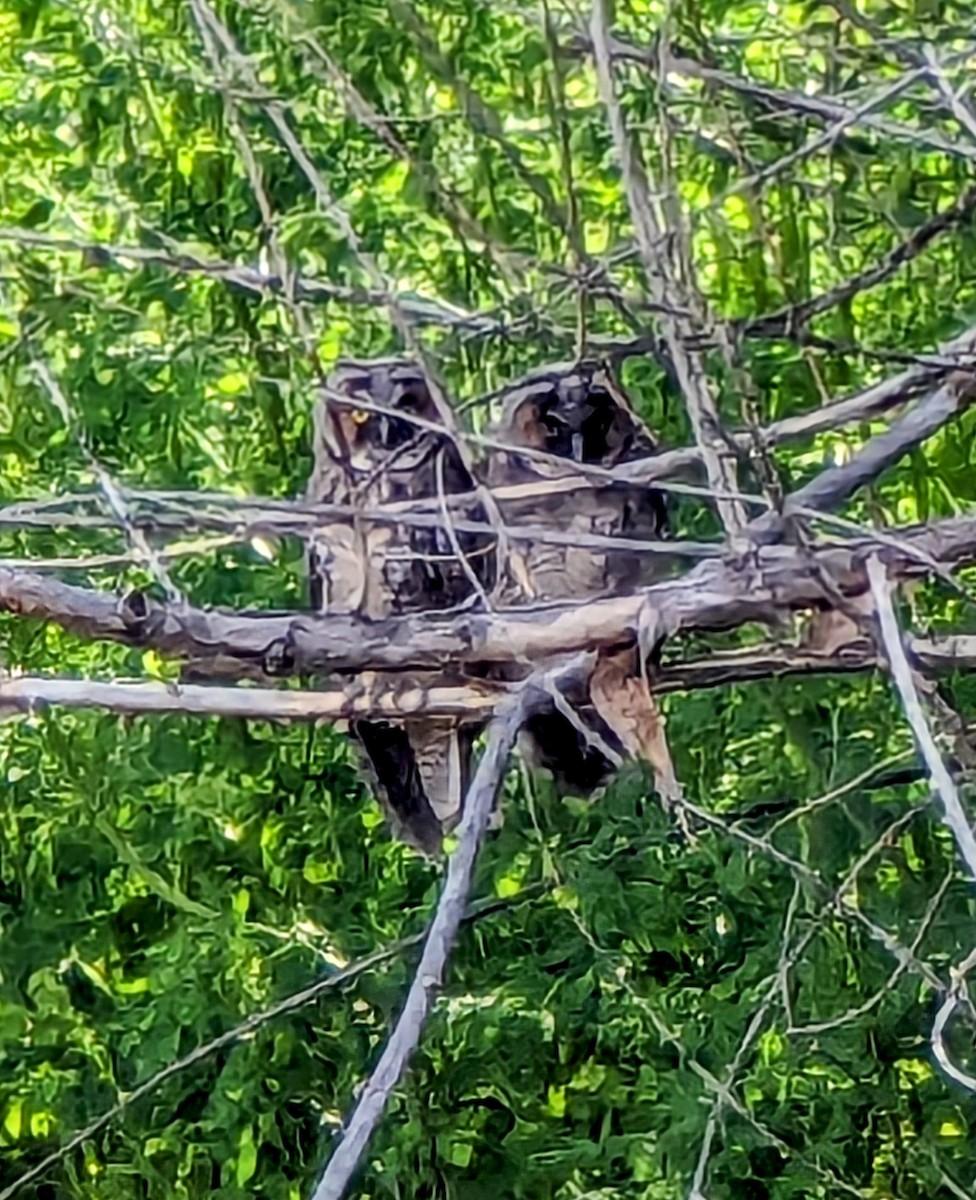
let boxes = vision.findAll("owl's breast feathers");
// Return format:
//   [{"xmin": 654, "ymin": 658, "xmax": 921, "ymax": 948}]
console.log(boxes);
[{"xmin": 489, "ymin": 363, "xmax": 669, "ymax": 582}]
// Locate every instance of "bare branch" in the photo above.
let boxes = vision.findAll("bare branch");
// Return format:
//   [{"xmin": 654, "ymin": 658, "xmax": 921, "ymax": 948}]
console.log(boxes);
[
  {"xmin": 574, "ymin": 33, "xmax": 976, "ymax": 164},
  {"xmin": 2, "ymin": 515, "xmax": 976, "ymax": 676},
  {"xmin": 0, "ymin": 225, "xmax": 503, "ymax": 334},
  {"xmin": 29, "ymin": 360, "xmax": 183, "ymax": 604},
  {"xmin": 931, "ymin": 944, "xmax": 976, "ymax": 1093},
  {"xmin": 924, "ymin": 48, "xmax": 976, "ymax": 146},
  {"xmin": 657, "ymin": 634, "xmax": 976, "ymax": 693},
  {"xmin": 308, "ymin": 691, "xmax": 527, "ymax": 1200},
  {"xmin": 750, "ymin": 370, "xmax": 976, "ymax": 540},
  {"xmin": 0, "ymin": 675, "xmax": 508, "ymax": 722},
  {"xmin": 868, "ymin": 555, "xmax": 976, "ymax": 880},
  {"xmin": 745, "ymin": 186, "xmax": 976, "ymax": 339},
  {"xmin": 2, "ymin": 628, "xmax": 974, "ymax": 727},
  {"xmin": 589, "ymin": 0, "xmax": 749, "ymax": 537}
]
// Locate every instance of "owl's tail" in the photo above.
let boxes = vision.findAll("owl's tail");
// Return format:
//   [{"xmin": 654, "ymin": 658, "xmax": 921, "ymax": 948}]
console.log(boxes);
[{"xmin": 351, "ymin": 718, "xmax": 481, "ymax": 855}]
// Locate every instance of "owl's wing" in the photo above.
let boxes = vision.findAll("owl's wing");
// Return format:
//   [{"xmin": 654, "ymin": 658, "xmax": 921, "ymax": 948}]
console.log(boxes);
[{"xmin": 351, "ymin": 720, "xmax": 446, "ymax": 855}]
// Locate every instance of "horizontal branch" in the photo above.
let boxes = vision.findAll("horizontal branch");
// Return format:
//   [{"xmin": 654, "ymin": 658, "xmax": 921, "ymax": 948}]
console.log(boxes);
[
  {"xmin": 0, "ymin": 226, "xmax": 505, "ymax": 335},
  {"xmin": 0, "ymin": 675, "xmax": 507, "ymax": 721},
  {"xmin": 1, "ymin": 516, "xmax": 974, "ymax": 677},
  {"xmin": 2, "ymin": 634, "xmax": 973, "ymax": 724},
  {"xmin": 656, "ymin": 635, "xmax": 976, "ymax": 692}
]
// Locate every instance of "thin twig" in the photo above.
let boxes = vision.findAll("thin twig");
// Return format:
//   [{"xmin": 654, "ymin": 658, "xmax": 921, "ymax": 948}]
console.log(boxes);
[
  {"xmin": 867, "ymin": 555, "xmax": 976, "ymax": 879},
  {"xmin": 931, "ymin": 944, "xmax": 976, "ymax": 1092},
  {"xmin": 29, "ymin": 361, "xmax": 183, "ymax": 604},
  {"xmin": 0, "ymin": 890, "xmax": 542, "ymax": 1200},
  {"xmin": 590, "ymin": 0, "xmax": 749, "ymax": 538}
]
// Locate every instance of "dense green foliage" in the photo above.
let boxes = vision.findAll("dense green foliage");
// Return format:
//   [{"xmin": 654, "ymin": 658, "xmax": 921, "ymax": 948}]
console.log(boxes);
[{"xmin": 1, "ymin": 0, "xmax": 976, "ymax": 1197}]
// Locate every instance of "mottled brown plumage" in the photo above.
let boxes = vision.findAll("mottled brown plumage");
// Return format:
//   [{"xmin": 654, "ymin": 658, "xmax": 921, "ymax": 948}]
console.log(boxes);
[
  {"xmin": 307, "ymin": 359, "xmax": 493, "ymax": 853},
  {"xmin": 488, "ymin": 363, "xmax": 670, "ymax": 795}
]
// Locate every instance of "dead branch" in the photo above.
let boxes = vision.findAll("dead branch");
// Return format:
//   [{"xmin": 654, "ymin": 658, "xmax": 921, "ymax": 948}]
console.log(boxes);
[
  {"xmin": 744, "ymin": 187, "xmax": 976, "ymax": 339},
  {"xmin": 656, "ymin": 635, "xmax": 976, "ymax": 692},
  {"xmin": 931, "ymin": 944, "xmax": 976, "ymax": 1093},
  {"xmin": 782, "ymin": 371, "xmax": 975, "ymax": 519},
  {"xmin": 868, "ymin": 555, "xmax": 976, "ymax": 879},
  {"xmin": 590, "ymin": 0, "xmax": 750, "ymax": 536},
  {"xmin": 308, "ymin": 691, "xmax": 527, "ymax": 1200},
  {"xmin": 1, "ymin": 515, "xmax": 974, "ymax": 677},
  {"xmin": 0, "ymin": 675, "xmax": 508, "ymax": 722},
  {"xmin": 2, "ymin": 630, "xmax": 974, "ymax": 725}
]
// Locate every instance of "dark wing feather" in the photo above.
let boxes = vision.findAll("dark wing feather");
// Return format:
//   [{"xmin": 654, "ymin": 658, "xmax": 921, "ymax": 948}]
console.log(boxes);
[{"xmin": 352, "ymin": 720, "xmax": 446, "ymax": 856}]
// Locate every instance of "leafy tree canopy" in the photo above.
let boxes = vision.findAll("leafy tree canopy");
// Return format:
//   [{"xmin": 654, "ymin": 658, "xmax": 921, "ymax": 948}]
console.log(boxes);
[{"xmin": 0, "ymin": 0, "xmax": 975, "ymax": 1198}]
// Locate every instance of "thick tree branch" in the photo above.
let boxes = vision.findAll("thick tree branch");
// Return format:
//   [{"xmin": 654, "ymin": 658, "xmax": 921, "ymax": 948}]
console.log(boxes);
[{"xmin": 1, "ymin": 516, "xmax": 974, "ymax": 677}]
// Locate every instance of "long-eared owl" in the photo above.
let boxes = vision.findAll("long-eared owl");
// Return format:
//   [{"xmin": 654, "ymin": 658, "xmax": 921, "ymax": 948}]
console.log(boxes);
[
  {"xmin": 307, "ymin": 358, "xmax": 495, "ymax": 854},
  {"xmin": 488, "ymin": 362, "xmax": 670, "ymax": 797}
]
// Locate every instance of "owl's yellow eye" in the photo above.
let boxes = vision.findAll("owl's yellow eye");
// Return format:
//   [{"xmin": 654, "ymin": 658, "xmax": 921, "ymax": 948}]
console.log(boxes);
[{"xmin": 350, "ymin": 409, "xmax": 370, "ymax": 425}]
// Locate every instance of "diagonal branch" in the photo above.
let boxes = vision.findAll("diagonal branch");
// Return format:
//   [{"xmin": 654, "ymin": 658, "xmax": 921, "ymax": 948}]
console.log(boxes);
[
  {"xmin": 0, "ymin": 889, "xmax": 542, "ymax": 1200},
  {"xmin": 590, "ymin": 1, "xmax": 749, "ymax": 536},
  {"xmin": 751, "ymin": 368, "xmax": 976, "ymax": 539},
  {"xmin": 744, "ymin": 185, "xmax": 976, "ymax": 339},
  {"xmin": 308, "ymin": 689, "xmax": 528, "ymax": 1200},
  {"xmin": 867, "ymin": 555, "xmax": 976, "ymax": 880}
]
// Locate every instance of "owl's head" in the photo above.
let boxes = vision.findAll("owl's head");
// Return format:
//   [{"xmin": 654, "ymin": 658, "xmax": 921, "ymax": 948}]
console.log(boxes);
[
  {"xmin": 321, "ymin": 359, "xmax": 442, "ymax": 471},
  {"xmin": 493, "ymin": 364, "xmax": 657, "ymax": 469}
]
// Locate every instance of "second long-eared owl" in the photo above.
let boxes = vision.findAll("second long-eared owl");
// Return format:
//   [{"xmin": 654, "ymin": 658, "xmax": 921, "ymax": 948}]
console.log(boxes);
[{"xmin": 488, "ymin": 362, "xmax": 670, "ymax": 796}]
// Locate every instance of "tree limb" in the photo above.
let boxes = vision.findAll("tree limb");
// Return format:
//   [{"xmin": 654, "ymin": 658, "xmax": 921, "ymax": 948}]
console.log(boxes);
[
  {"xmin": 868, "ymin": 555, "xmax": 976, "ymax": 880},
  {"xmin": 308, "ymin": 691, "xmax": 527, "ymax": 1200},
  {"xmin": 2, "ymin": 631, "xmax": 975, "ymax": 725},
  {"xmin": 1, "ymin": 516, "xmax": 975, "ymax": 676}
]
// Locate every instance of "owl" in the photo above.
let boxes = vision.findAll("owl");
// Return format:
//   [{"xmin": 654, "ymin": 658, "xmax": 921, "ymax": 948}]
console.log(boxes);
[
  {"xmin": 307, "ymin": 358, "xmax": 495, "ymax": 854},
  {"xmin": 488, "ymin": 363, "xmax": 670, "ymax": 795}
]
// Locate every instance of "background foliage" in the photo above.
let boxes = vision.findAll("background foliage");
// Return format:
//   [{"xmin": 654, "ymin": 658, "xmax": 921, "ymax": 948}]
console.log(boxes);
[{"xmin": 1, "ymin": 0, "xmax": 976, "ymax": 1197}]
